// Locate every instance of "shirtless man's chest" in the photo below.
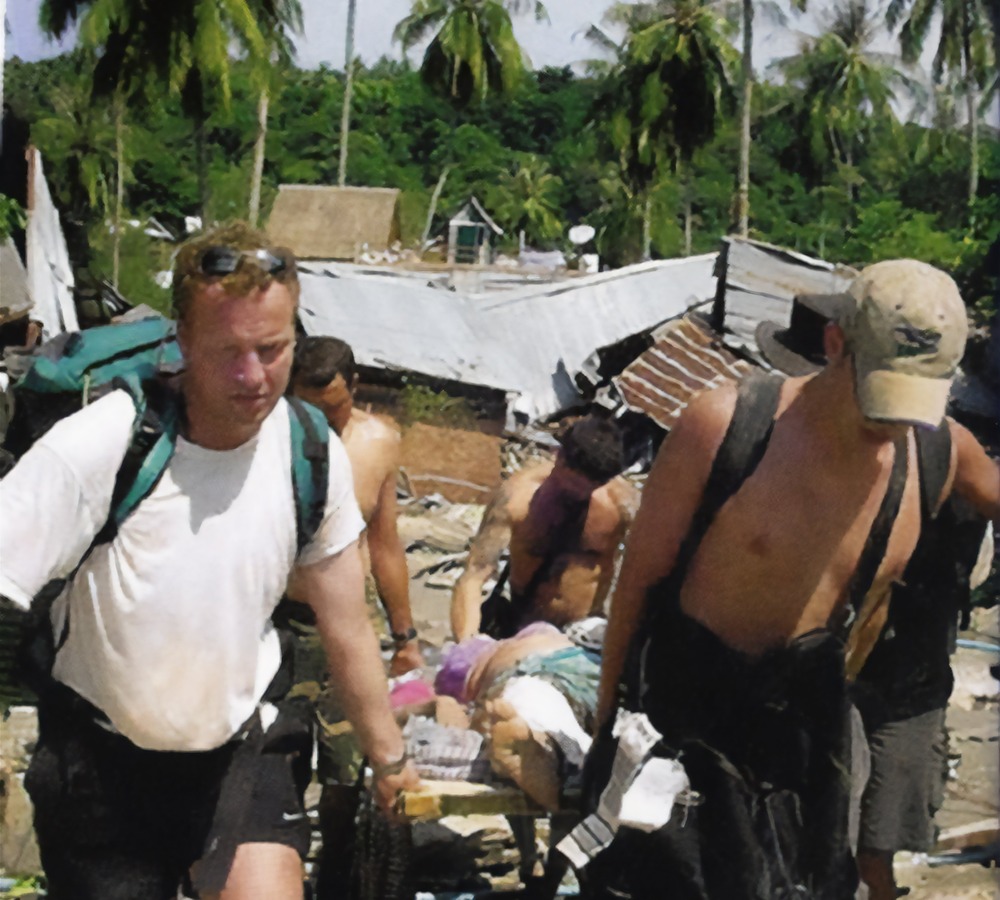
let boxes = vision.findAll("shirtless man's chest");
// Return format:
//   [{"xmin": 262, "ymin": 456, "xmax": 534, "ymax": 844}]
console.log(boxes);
[
  {"xmin": 507, "ymin": 471, "xmax": 630, "ymax": 624},
  {"xmin": 682, "ymin": 402, "xmax": 922, "ymax": 656}
]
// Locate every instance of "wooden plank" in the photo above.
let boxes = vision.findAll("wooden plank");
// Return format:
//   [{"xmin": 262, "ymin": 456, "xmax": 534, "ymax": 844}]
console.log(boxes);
[
  {"xmin": 934, "ymin": 818, "xmax": 1000, "ymax": 851},
  {"xmin": 400, "ymin": 779, "xmax": 546, "ymax": 821}
]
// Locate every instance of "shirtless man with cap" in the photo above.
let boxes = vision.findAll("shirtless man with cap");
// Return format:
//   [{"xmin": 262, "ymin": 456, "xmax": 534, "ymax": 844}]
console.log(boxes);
[
  {"xmin": 578, "ymin": 260, "xmax": 1000, "ymax": 900},
  {"xmin": 451, "ymin": 416, "xmax": 637, "ymax": 641}
]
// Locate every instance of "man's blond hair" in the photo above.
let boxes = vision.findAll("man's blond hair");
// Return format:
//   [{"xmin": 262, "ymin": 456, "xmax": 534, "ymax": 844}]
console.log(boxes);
[{"xmin": 171, "ymin": 222, "xmax": 299, "ymax": 322}]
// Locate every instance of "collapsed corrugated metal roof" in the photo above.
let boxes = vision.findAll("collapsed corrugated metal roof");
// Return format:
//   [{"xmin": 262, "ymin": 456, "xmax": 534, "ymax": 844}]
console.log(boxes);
[
  {"xmin": 297, "ymin": 253, "xmax": 718, "ymax": 424},
  {"xmin": 480, "ymin": 254, "xmax": 718, "ymax": 421},
  {"xmin": 297, "ymin": 265, "xmax": 517, "ymax": 394},
  {"xmin": 715, "ymin": 237, "xmax": 855, "ymax": 363},
  {"xmin": 613, "ymin": 314, "xmax": 756, "ymax": 430}
]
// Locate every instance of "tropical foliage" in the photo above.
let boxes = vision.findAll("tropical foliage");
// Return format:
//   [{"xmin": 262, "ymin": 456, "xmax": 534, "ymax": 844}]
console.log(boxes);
[{"xmin": 2, "ymin": 0, "xmax": 997, "ymax": 315}]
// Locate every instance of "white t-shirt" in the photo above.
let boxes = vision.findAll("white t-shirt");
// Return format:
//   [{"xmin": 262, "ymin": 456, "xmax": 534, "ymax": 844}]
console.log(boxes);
[{"xmin": 0, "ymin": 391, "xmax": 364, "ymax": 751}]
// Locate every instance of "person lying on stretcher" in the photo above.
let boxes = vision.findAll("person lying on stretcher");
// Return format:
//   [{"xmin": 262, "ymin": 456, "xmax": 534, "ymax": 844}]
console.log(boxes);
[{"xmin": 433, "ymin": 620, "xmax": 602, "ymax": 810}]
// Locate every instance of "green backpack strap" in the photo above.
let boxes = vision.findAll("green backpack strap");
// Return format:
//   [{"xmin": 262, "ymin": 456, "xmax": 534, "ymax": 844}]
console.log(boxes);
[
  {"xmin": 93, "ymin": 380, "xmax": 181, "ymax": 546},
  {"xmin": 286, "ymin": 397, "xmax": 330, "ymax": 556}
]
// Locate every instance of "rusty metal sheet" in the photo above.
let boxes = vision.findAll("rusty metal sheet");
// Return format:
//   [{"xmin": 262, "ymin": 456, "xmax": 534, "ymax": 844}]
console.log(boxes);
[{"xmin": 614, "ymin": 316, "xmax": 755, "ymax": 430}]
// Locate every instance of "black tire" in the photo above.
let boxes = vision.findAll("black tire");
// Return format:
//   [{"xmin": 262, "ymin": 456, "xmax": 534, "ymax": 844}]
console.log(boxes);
[{"xmin": 349, "ymin": 791, "xmax": 413, "ymax": 900}]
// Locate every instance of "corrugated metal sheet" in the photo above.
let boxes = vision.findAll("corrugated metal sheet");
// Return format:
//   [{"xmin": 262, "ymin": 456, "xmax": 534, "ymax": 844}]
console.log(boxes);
[
  {"xmin": 297, "ymin": 253, "xmax": 718, "ymax": 423},
  {"xmin": 718, "ymin": 237, "xmax": 855, "ymax": 363},
  {"xmin": 480, "ymin": 254, "xmax": 718, "ymax": 421},
  {"xmin": 26, "ymin": 148, "xmax": 78, "ymax": 338},
  {"xmin": 615, "ymin": 315, "xmax": 755, "ymax": 430},
  {"xmin": 297, "ymin": 266, "xmax": 516, "ymax": 394}
]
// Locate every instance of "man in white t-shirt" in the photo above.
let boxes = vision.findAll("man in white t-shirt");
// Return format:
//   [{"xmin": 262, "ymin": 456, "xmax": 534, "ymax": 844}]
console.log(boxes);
[{"xmin": 0, "ymin": 222, "xmax": 418, "ymax": 900}]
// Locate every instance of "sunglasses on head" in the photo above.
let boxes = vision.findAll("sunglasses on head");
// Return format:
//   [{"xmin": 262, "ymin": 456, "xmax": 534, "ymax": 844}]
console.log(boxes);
[{"xmin": 199, "ymin": 245, "xmax": 290, "ymax": 277}]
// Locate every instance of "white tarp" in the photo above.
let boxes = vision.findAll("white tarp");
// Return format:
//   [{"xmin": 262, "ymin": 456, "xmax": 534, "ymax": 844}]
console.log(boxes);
[{"xmin": 26, "ymin": 147, "xmax": 78, "ymax": 338}]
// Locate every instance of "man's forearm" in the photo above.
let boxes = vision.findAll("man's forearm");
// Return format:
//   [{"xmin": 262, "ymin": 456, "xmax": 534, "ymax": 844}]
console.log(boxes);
[
  {"xmin": 320, "ymin": 610, "xmax": 405, "ymax": 764},
  {"xmin": 595, "ymin": 578, "xmax": 647, "ymax": 728},
  {"xmin": 304, "ymin": 546, "xmax": 405, "ymax": 765},
  {"xmin": 451, "ymin": 576, "xmax": 484, "ymax": 640},
  {"xmin": 370, "ymin": 539, "xmax": 414, "ymax": 635}
]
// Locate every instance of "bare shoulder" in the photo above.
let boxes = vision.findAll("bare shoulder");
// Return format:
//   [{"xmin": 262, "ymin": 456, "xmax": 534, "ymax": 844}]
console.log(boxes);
[
  {"xmin": 605, "ymin": 476, "xmax": 640, "ymax": 520},
  {"xmin": 507, "ymin": 459, "xmax": 552, "ymax": 496},
  {"xmin": 662, "ymin": 381, "xmax": 738, "ymax": 459},
  {"xmin": 353, "ymin": 410, "xmax": 401, "ymax": 447},
  {"xmin": 948, "ymin": 417, "xmax": 1000, "ymax": 520}
]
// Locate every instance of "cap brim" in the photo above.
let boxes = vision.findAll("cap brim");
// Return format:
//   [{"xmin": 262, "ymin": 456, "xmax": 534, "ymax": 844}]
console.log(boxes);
[
  {"xmin": 856, "ymin": 367, "xmax": 951, "ymax": 428},
  {"xmin": 755, "ymin": 320, "xmax": 823, "ymax": 377}
]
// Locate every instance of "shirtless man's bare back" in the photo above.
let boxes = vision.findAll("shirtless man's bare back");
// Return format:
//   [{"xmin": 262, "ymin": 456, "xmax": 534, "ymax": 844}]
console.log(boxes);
[
  {"xmin": 585, "ymin": 260, "xmax": 1000, "ymax": 900},
  {"xmin": 451, "ymin": 416, "xmax": 637, "ymax": 641}
]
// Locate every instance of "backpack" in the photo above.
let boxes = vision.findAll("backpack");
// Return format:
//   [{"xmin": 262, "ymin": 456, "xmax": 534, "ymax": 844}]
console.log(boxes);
[{"xmin": 0, "ymin": 318, "xmax": 330, "ymax": 708}]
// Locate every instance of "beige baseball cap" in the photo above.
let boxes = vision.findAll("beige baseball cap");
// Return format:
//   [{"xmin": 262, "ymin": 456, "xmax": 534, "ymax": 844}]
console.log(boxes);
[{"xmin": 839, "ymin": 259, "xmax": 967, "ymax": 427}]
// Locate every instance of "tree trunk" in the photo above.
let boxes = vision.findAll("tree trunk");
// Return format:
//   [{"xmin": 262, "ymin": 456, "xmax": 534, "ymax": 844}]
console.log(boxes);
[
  {"xmin": 737, "ymin": 0, "xmax": 753, "ymax": 237},
  {"xmin": 641, "ymin": 193, "xmax": 652, "ymax": 262},
  {"xmin": 421, "ymin": 166, "xmax": 451, "ymax": 251},
  {"xmin": 249, "ymin": 87, "xmax": 270, "ymax": 227},
  {"xmin": 966, "ymin": 78, "xmax": 979, "ymax": 226},
  {"xmin": 338, "ymin": 0, "xmax": 357, "ymax": 187},
  {"xmin": 684, "ymin": 195, "xmax": 692, "ymax": 257},
  {"xmin": 113, "ymin": 93, "xmax": 124, "ymax": 290},
  {"xmin": 196, "ymin": 116, "xmax": 209, "ymax": 224}
]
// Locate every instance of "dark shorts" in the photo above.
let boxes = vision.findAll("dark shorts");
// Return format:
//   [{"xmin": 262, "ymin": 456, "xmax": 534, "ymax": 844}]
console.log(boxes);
[
  {"xmin": 859, "ymin": 707, "xmax": 948, "ymax": 853},
  {"xmin": 25, "ymin": 689, "xmax": 313, "ymax": 900}
]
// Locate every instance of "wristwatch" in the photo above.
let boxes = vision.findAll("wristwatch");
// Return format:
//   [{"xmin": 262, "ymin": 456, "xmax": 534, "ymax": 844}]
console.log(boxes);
[{"xmin": 391, "ymin": 626, "xmax": 418, "ymax": 645}]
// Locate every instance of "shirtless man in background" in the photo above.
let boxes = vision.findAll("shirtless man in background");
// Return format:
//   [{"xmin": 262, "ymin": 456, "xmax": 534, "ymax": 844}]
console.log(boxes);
[
  {"xmin": 451, "ymin": 416, "xmax": 637, "ymax": 641},
  {"xmin": 289, "ymin": 336, "xmax": 422, "ymax": 900},
  {"xmin": 292, "ymin": 336, "xmax": 422, "ymax": 675},
  {"xmin": 578, "ymin": 260, "xmax": 1000, "ymax": 900}
]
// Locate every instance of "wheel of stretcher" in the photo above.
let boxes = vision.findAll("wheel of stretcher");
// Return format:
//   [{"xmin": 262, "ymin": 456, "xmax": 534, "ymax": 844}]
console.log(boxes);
[{"xmin": 349, "ymin": 789, "xmax": 413, "ymax": 900}]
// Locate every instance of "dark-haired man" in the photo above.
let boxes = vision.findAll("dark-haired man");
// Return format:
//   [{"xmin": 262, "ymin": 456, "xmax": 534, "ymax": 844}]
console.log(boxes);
[
  {"xmin": 291, "ymin": 336, "xmax": 422, "ymax": 676},
  {"xmin": 0, "ymin": 223, "xmax": 417, "ymax": 900},
  {"xmin": 288, "ymin": 335, "xmax": 423, "ymax": 900},
  {"xmin": 451, "ymin": 416, "xmax": 637, "ymax": 641}
]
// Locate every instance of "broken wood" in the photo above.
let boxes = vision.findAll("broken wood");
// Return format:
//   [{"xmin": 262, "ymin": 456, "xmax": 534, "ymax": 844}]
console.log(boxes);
[
  {"xmin": 400, "ymin": 779, "xmax": 547, "ymax": 820},
  {"xmin": 934, "ymin": 818, "xmax": 1000, "ymax": 851}
]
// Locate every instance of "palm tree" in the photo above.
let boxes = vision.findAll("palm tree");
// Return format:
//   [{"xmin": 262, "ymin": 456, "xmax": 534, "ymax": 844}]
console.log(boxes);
[
  {"xmin": 735, "ymin": 0, "xmax": 807, "ymax": 237},
  {"xmin": 247, "ymin": 0, "xmax": 302, "ymax": 226},
  {"xmin": 492, "ymin": 154, "xmax": 564, "ymax": 245},
  {"xmin": 603, "ymin": 0, "xmax": 735, "ymax": 257},
  {"xmin": 337, "ymin": 0, "xmax": 357, "ymax": 187},
  {"xmin": 393, "ymin": 0, "xmax": 527, "ymax": 105},
  {"xmin": 886, "ymin": 0, "xmax": 996, "ymax": 222},
  {"xmin": 41, "ymin": 0, "xmax": 284, "ymax": 220},
  {"xmin": 777, "ymin": 0, "xmax": 918, "ymax": 204}
]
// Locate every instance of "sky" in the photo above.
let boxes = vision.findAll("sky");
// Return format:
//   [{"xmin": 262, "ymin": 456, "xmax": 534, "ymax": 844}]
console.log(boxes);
[
  {"xmin": 7, "ymin": 0, "xmax": 994, "ymax": 125},
  {"xmin": 5, "ymin": 0, "xmax": 821, "ymax": 73}
]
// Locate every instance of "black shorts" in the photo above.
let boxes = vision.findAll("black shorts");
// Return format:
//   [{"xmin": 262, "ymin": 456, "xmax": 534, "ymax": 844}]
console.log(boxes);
[
  {"xmin": 25, "ymin": 689, "xmax": 313, "ymax": 900},
  {"xmin": 859, "ymin": 707, "xmax": 948, "ymax": 853}
]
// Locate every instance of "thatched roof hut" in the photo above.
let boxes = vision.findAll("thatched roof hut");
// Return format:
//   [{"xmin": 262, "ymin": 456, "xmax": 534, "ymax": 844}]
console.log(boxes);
[{"xmin": 267, "ymin": 185, "xmax": 401, "ymax": 260}]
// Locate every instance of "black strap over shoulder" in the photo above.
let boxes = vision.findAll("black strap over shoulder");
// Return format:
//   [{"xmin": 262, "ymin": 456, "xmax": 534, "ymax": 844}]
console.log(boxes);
[
  {"xmin": 839, "ymin": 437, "xmax": 909, "ymax": 638},
  {"xmin": 672, "ymin": 372, "xmax": 784, "ymax": 582},
  {"xmin": 625, "ymin": 374, "xmax": 783, "ymax": 709},
  {"xmin": 915, "ymin": 421, "xmax": 953, "ymax": 522}
]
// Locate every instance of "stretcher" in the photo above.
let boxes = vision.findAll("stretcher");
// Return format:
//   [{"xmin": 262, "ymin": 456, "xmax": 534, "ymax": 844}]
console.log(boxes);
[{"xmin": 349, "ymin": 777, "xmax": 581, "ymax": 900}]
